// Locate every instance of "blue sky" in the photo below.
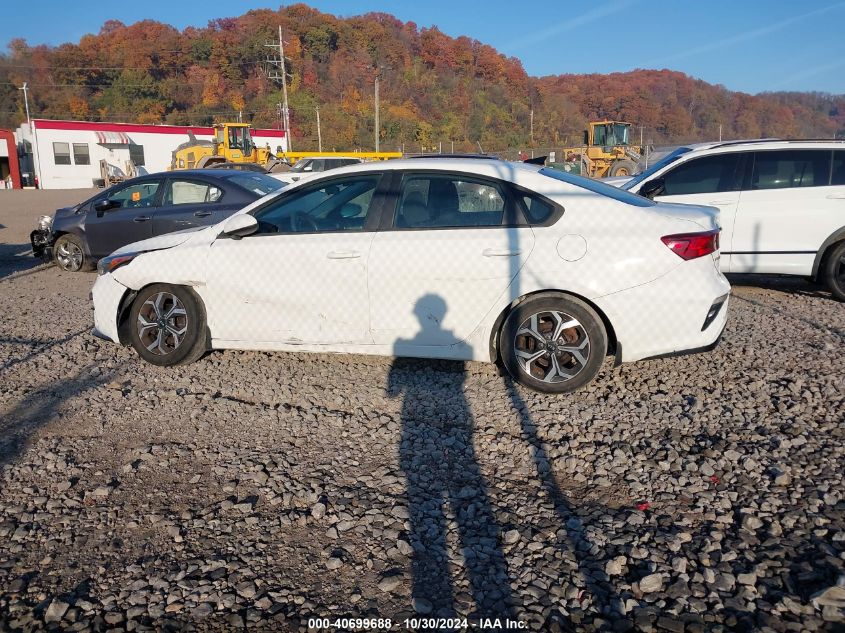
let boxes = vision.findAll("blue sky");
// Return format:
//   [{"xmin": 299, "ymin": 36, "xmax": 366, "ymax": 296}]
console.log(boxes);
[{"xmin": 3, "ymin": 1, "xmax": 844, "ymax": 94}]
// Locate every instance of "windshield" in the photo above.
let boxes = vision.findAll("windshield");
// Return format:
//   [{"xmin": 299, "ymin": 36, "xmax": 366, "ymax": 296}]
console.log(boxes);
[
  {"xmin": 623, "ymin": 147, "xmax": 693, "ymax": 190},
  {"xmin": 539, "ymin": 167, "xmax": 654, "ymax": 207},
  {"xmin": 226, "ymin": 172, "xmax": 285, "ymax": 196},
  {"xmin": 291, "ymin": 159, "xmax": 311, "ymax": 173}
]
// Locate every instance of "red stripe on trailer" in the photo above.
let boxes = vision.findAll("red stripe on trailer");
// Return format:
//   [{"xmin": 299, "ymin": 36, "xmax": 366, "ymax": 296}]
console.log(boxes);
[{"xmin": 33, "ymin": 119, "xmax": 285, "ymax": 137}]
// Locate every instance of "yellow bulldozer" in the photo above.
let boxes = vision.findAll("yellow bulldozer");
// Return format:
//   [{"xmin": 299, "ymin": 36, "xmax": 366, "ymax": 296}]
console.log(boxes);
[
  {"xmin": 170, "ymin": 122, "xmax": 279, "ymax": 171},
  {"xmin": 558, "ymin": 120, "xmax": 643, "ymax": 178}
]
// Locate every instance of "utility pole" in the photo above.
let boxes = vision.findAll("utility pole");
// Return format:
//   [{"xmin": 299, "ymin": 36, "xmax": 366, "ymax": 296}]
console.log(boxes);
[
  {"xmin": 265, "ymin": 26, "xmax": 293, "ymax": 151},
  {"xmin": 719, "ymin": 124, "xmax": 722, "ymax": 142},
  {"xmin": 19, "ymin": 83, "xmax": 31, "ymax": 125},
  {"xmin": 530, "ymin": 109, "xmax": 534, "ymax": 146},
  {"xmin": 639, "ymin": 125, "xmax": 644, "ymax": 147},
  {"xmin": 374, "ymin": 75, "xmax": 380, "ymax": 152},
  {"xmin": 315, "ymin": 106, "xmax": 322, "ymax": 152}
]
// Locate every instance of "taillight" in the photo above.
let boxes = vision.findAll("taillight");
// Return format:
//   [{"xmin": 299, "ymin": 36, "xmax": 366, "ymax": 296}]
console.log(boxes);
[{"xmin": 661, "ymin": 229, "xmax": 720, "ymax": 260}]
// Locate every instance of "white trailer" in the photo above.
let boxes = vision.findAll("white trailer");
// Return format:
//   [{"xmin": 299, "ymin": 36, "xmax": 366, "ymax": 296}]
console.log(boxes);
[{"xmin": 16, "ymin": 119, "xmax": 287, "ymax": 189}]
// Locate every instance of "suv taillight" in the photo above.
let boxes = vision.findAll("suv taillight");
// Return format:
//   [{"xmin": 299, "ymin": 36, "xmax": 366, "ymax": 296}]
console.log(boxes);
[{"xmin": 661, "ymin": 229, "xmax": 720, "ymax": 260}]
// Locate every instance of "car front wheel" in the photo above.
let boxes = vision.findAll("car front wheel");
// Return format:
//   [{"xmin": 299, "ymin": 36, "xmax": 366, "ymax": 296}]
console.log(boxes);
[
  {"xmin": 822, "ymin": 241, "xmax": 845, "ymax": 301},
  {"xmin": 53, "ymin": 234, "xmax": 88, "ymax": 272},
  {"xmin": 500, "ymin": 294, "xmax": 608, "ymax": 393},
  {"xmin": 128, "ymin": 284, "xmax": 207, "ymax": 366}
]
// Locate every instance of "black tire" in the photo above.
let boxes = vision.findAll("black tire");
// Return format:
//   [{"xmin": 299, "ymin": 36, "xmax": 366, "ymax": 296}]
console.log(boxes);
[
  {"xmin": 822, "ymin": 240, "xmax": 845, "ymax": 301},
  {"xmin": 609, "ymin": 159, "xmax": 637, "ymax": 177},
  {"xmin": 500, "ymin": 294, "xmax": 608, "ymax": 394},
  {"xmin": 128, "ymin": 284, "xmax": 207, "ymax": 366},
  {"xmin": 53, "ymin": 234, "xmax": 91, "ymax": 272}
]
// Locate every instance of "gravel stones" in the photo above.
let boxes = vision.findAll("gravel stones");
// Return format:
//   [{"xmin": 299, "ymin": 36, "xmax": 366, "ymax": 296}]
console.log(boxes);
[{"xmin": 0, "ymin": 198, "xmax": 842, "ymax": 632}]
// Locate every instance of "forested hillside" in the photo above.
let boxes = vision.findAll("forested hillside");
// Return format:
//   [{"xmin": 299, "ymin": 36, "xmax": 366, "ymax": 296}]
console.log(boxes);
[{"xmin": 1, "ymin": 4, "xmax": 843, "ymax": 151}]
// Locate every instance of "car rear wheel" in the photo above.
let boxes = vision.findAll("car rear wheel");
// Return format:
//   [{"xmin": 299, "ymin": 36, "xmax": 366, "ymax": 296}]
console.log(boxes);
[
  {"xmin": 822, "ymin": 240, "xmax": 845, "ymax": 301},
  {"xmin": 500, "ymin": 294, "xmax": 608, "ymax": 393},
  {"xmin": 53, "ymin": 234, "xmax": 89, "ymax": 272},
  {"xmin": 129, "ymin": 284, "xmax": 207, "ymax": 366}
]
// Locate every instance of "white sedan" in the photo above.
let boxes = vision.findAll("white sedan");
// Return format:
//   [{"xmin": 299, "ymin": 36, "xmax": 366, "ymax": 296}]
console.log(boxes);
[{"xmin": 91, "ymin": 158, "xmax": 730, "ymax": 393}]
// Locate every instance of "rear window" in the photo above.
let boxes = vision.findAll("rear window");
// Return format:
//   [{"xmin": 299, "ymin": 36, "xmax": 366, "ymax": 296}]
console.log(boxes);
[
  {"xmin": 539, "ymin": 168, "xmax": 654, "ymax": 207},
  {"xmin": 225, "ymin": 172, "xmax": 285, "ymax": 196}
]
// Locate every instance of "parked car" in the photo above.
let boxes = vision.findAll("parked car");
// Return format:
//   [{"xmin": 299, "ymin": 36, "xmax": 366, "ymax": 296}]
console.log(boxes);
[
  {"xmin": 91, "ymin": 158, "xmax": 730, "ymax": 393},
  {"xmin": 271, "ymin": 156, "xmax": 365, "ymax": 185},
  {"xmin": 621, "ymin": 140, "xmax": 845, "ymax": 300},
  {"xmin": 206, "ymin": 162, "xmax": 270, "ymax": 173},
  {"xmin": 31, "ymin": 169, "xmax": 285, "ymax": 272}
]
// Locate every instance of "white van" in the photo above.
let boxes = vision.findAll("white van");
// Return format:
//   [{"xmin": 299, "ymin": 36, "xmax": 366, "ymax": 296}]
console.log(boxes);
[{"xmin": 622, "ymin": 140, "xmax": 845, "ymax": 299}]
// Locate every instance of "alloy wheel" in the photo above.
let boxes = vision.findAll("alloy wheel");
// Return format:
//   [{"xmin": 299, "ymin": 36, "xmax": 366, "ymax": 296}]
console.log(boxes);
[
  {"xmin": 136, "ymin": 292, "xmax": 188, "ymax": 356},
  {"xmin": 513, "ymin": 310, "xmax": 591, "ymax": 383},
  {"xmin": 56, "ymin": 241, "xmax": 83, "ymax": 271}
]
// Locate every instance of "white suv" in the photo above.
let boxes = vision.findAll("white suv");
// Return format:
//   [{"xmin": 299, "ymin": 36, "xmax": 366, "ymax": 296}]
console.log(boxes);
[{"xmin": 622, "ymin": 140, "xmax": 845, "ymax": 299}]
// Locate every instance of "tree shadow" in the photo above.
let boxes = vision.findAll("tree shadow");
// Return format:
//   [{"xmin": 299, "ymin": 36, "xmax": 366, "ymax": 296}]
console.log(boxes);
[
  {"xmin": 388, "ymin": 295, "xmax": 515, "ymax": 621},
  {"xmin": 0, "ymin": 328, "xmax": 90, "ymax": 372},
  {"xmin": 0, "ymin": 242, "xmax": 47, "ymax": 280},
  {"xmin": 0, "ymin": 363, "xmax": 117, "ymax": 468}
]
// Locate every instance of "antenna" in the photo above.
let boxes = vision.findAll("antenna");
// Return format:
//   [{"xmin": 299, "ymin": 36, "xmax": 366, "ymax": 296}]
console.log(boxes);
[{"xmin": 264, "ymin": 26, "xmax": 293, "ymax": 152}]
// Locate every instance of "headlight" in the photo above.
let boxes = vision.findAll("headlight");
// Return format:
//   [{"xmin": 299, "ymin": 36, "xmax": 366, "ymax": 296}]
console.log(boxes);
[
  {"xmin": 97, "ymin": 253, "xmax": 139, "ymax": 276},
  {"xmin": 37, "ymin": 215, "xmax": 53, "ymax": 230}
]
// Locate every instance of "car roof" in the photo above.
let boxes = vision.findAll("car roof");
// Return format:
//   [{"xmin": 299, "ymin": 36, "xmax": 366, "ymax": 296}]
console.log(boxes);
[
  {"xmin": 290, "ymin": 157, "xmax": 542, "ymax": 183},
  {"xmin": 672, "ymin": 138, "xmax": 845, "ymax": 155}
]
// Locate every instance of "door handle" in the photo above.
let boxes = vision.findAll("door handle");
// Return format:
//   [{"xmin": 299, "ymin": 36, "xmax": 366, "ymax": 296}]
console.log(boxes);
[
  {"xmin": 482, "ymin": 248, "xmax": 521, "ymax": 257},
  {"xmin": 194, "ymin": 210, "xmax": 213, "ymax": 217},
  {"xmin": 826, "ymin": 193, "xmax": 845, "ymax": 199},
  {"xmin": 133, "ymin": 216, "xmax": 151, "ymax": 223},
  {"xmin": 327, "ymin": 250, "xmax": 361, "ymax": 259}
]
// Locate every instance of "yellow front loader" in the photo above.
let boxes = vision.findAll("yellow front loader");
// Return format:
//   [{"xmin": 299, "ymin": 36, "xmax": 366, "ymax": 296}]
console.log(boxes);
[
  {"xmin": 560, "ymin": 121, "xmax": 642, "ymax": 178},
  {"xmin": 170, "ymin": 123, "xmax": 278, "ymax": 170}
]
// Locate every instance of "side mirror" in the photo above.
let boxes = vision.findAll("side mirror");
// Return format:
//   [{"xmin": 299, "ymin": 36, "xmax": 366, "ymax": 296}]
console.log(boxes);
[
  {"xmin": 640, "ymin": 178, "xmax": 666, "ymax": 200},
  {"xmin": 94, "ymin": 199, "xmax": 118, "ymax": 217},
  {"xmin": 221, "ymin": 213, "xmax": 258, "ymax": 239}
]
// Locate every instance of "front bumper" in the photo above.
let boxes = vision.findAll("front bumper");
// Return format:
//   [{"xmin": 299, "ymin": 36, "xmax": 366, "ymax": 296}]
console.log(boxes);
[
  {"xmin": 92, "ymin": 273, "xmax": 129, "ymax": 343},
  {"xmin": 30, "ymin": 228, "xmax": 53, "ymax": 259}
]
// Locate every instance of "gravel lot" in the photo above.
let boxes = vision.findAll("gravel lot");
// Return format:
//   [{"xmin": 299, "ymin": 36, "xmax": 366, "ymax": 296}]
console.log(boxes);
[{"xmin": 1, "ymin": 190, "xmax": 843, "ymax": 632}]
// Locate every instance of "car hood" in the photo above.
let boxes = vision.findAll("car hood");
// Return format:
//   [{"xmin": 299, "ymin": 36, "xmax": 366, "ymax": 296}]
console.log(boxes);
[
  {"xmin": 650, "ymin": 201, "xmax": 720, "ymax": 231},
  {"xmin": 111, "ymin": 225, "xmax": 212, "ymax": 256},
  {"xmin": 51, "ymin": 205, "xmax": 81, "ymax": 227}
]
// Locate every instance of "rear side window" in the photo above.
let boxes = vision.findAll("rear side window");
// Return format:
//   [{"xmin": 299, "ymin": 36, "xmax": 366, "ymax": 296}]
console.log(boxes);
[
  {"xmin": 832, "ymin": 151, "xmax": 845, "ymax": 186},
  {"xmin": 751, "ymin": 150, "xmax": 831, "ymax": 189},
  {"xmin": 394, "ymin": 174, "xmax": 506, "ymax": 228},
  {"xmin": 164, "ymin": 180, "xmax": 223, "ymax": 205},
  {"xmin": 662, "ymin": 154, "xmax": 742, "ymax": 195},
  {"xmin": 520, "ymin": 194, "xmax": 555, "ymax": 224}
]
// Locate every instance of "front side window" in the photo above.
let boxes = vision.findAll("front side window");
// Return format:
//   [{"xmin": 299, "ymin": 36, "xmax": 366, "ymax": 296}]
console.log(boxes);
[
  {"xmin": 253, "ymin": 175, "xmax": 381, "ymax": 233},
  {"xmin": 73, "ymin": 143, "xmax": 90, "ymax": 165},
  {"xmin": 164, "ymin": 180, "xmax": 222, "ymax": 205},
  {"xmin": 394, "ymin": 174, "xmax": 506, "ymax": 228},
  {"xmin": 750, "ymin": 150, "xmax": 831, "ymax": 190},
  {"xmin": 661, "ymin": 153, "xmax": 742, "ymax": 196},
  {"xmin": 623, "ymin": 147, "xmax": 693, "ymax": 190},
  {"xmin": 104, "ymin": 181, "xmax": 160, "ymax": 209},
  {"xmin": 53, "ymin": 142, "xmax": 71, "ymax": 165}
]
